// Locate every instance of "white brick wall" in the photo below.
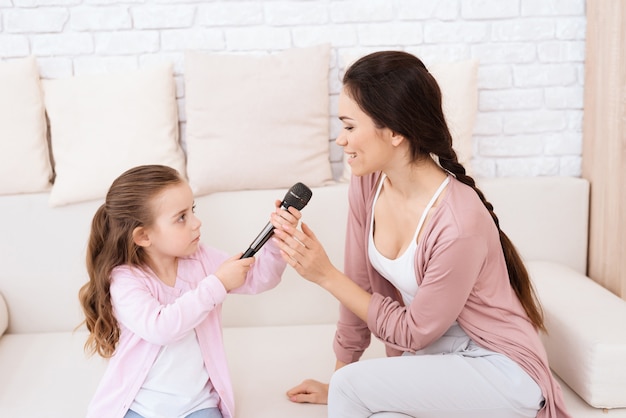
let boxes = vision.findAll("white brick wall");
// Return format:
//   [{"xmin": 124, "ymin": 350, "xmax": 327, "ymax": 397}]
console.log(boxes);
[{"xmin": 0, "ymin": 0, "xmax": 586, "ymax": 179}]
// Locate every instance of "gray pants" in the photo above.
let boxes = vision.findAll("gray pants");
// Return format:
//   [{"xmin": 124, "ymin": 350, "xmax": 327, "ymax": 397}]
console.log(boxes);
[{"xmin": 328, "ymin": 350, "xmax": 544, "ymax": 418}]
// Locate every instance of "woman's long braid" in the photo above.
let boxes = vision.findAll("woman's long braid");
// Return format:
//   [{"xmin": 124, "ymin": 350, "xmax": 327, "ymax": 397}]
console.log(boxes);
[{"xmin": 439, "ymin": 151, "xmax": 545, "ymax": 332}]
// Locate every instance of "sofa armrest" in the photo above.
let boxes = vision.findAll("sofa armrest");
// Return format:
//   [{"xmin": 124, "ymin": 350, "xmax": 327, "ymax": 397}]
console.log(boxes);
[
  {"xmin": 528, "ymin": 261, "xmax": 626, "ymax": 409},
  {"xmin": 0, "ymin": 292, "xmax": 8, "ymax": 336}
]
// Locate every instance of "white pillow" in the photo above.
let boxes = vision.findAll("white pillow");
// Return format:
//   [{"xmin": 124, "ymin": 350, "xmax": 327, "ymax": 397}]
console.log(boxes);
[
  {"xmin": 43, "ymin": 63, "xmax": 186, "ymax": 207},
  {"xmin": 0, "ymin": 57, "xmax": 53, "ymax": 195},
  {"xmin": 184, "ymin": 44, "xmax": 333, "ymax": 196},
  {"xmin": 341, "ymin": 58, "xmax": 478, "ymax": 180}
]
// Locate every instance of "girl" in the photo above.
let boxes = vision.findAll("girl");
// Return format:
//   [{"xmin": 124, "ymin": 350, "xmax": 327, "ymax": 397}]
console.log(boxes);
[
  {"xmin": 79, "ymin": 164, "xmax": 299, "ymax": 418},
  {"xmin": 272, "ymin": 51, "xmax": 571, "ymax": 417}
]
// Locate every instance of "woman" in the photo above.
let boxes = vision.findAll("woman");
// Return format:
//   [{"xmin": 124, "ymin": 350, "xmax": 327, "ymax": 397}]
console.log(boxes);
[{"xmin": 271, "ymin": 51, "xmax": 571, "ymax": 418}]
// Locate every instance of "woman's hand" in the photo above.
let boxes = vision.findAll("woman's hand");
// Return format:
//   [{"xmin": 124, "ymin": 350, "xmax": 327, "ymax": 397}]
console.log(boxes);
[
  {"xmin": 272, "ymin": 222, "xmax": 337, "ymax": 286},
  {"xmin": 270, "ymin": 199, "xmax": 301, "ymax": 230},
  {"xmin": 273, "ymin": 214, "xmax": 372, "ymax": 321},
  {"xmin": 286, "ymin": 379, "xmax": 329, "ymax": 404}
]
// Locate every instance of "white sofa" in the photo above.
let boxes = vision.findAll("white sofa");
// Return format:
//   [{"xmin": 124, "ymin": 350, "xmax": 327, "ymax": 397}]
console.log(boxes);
[
  {"xmin": 2, "ymin": 47, "xmax": 626, "ymax": 418},
  {"xmin": 1, "ymin": 176, "xmax": 626, "ymax": 418}
]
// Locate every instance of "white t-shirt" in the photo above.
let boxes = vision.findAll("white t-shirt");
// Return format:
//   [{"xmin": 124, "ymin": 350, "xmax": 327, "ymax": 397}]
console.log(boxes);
[{"xmin": 130, "ymin": 330, "xmax": 219, "ymax": 418}]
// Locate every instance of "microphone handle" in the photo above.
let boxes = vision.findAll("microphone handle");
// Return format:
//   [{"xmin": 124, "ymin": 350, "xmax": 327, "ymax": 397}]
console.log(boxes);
[
  {"xmin": 240, "ymin": 221, "xmax": 276, "ymax": 259},
  {"xmin": 239, "ymin": 198, "xmax": 295, "ymax": 259},
  {"xmin": 240, "ymin": 223, "xmax": 274, "ymax": 259},
  {"xmin": 241, "ymin": 247, "xmax": 259, "ymax": 259}
]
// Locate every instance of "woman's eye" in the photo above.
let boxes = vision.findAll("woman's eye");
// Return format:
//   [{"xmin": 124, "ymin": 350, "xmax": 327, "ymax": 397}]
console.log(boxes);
[{"xmin": 344, "ymin": 126, "xmax": 353, "ymax": 131}]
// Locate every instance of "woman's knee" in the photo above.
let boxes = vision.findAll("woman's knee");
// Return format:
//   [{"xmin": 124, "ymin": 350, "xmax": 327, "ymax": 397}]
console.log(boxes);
[{"xmin": 329, "ymin": 361, "xmax": 363, "ymax": 395}]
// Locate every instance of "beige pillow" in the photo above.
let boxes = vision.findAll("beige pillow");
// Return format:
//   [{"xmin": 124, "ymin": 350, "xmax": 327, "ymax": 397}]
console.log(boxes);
[
  {"xmin": 341, "ymin": 58, "xmax": 478, "ymax": 180},
  {"xmin": 0, "ymin": 57, "xmax": 53, "ymax": 195},
  {"xmin": 184, "ymin": 44, "xmax": 333, "ymax": 196},
  {"xmin": 429, "ymin": 59, "xmax": 478, "ymax": 174},
  {"xmin": 44, "ymin": 63, "xmax": 186, "ymax": 207}
]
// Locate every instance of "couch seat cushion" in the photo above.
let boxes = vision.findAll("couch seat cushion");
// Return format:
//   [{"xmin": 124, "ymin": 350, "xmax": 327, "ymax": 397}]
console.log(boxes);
[
  {"xmin": 555, "ymin": 374, "xmax": 626, "ymax": 417},
  {"xmin": 0, "ymin": 331, "xmax": 107, "ymax": 418},
  {"xmin": 224, "ymin": 324, "xmax": 332, "ymax": 418},
  {"xmin": 223, "ymin": 323, "xmax": 387, "ymax": 418}
]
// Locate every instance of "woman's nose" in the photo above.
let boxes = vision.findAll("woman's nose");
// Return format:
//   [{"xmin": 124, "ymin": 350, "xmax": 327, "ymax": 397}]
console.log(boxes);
[{"xmin": 335, "ymin": 132, "xmax": 347, "ymax": 146}]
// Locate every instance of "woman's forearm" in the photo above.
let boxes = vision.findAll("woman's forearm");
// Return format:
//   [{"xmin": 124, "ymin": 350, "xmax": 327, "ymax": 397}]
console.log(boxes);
[{"xmin": 319, "ymin": 268, "xmax": 371, "ymax": 323}]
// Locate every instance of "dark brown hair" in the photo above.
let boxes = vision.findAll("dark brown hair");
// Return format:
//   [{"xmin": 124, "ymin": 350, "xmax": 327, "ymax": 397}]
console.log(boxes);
[
  {"xmin": 78, "ymin": 164, "xmax": 184, "ymax": 357},
  {"xmin": 343, "ymin": 51, "xmax": 545, "ymax": 331}
]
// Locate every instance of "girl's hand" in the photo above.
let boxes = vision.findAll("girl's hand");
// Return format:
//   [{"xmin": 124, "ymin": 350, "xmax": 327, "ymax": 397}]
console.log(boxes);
[
  {"xmin": 286, "ymin": 379, "xmax": 329, "ymax": 404},
  {"xmin": 214, "ymin": 254, "xmax": 254, "ymax": 291},
  {"xmin": 272, "ymin": 222, "xmax": 336, "ymax": 286}
]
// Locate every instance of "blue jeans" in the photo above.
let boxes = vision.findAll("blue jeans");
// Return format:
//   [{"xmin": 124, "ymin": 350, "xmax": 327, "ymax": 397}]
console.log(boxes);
[{"xmin": 124, "ymin": 407, "xmax": 222, "ymax": 418}]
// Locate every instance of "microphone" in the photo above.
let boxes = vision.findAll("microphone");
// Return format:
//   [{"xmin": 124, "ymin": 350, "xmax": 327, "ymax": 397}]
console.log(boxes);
[{"xmin": 240, "ymin": 182, "xmax": 313, "ymax": 259}]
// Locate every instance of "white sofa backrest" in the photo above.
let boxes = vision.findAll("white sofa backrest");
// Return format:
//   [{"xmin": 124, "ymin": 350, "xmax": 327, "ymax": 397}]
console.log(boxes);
[
  {"xmin": 204, "ymin": 184, "xmax": 349, "ymax": 328},
  {"xmin": 219, "ymin": 176, "xmax": 591, "ymax": 328},
  {"xmin": 478, "ymin": 176, "xmax": 589, "ymax": 274},
  {"xmin": 0, "ymin": 193, "xmax": 100, "ymax": 334},
  {"xmin": 0, "ymin": 184, "xmax": 350, "ymax": 333},
  {"xmin": 0, "ymin": 177, "xmax": 589, "ymax": 334}
]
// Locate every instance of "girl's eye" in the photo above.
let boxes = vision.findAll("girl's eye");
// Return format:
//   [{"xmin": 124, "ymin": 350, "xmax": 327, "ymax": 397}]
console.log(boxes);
[
  {"xmin": 178, "ymin": 214, "xmax": 186, "ymax": 222},
  {"xmin": 192, "ymin": 204, "xmax": 196, "ymax": 213}
]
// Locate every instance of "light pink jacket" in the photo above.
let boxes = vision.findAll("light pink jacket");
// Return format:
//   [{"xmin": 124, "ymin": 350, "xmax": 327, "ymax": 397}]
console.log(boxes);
[
  {"xmin": 86, "ymin": 242, "xmax": 286, "ymax": 418},
  {"xmin": 334, "ymin": 172, "xmax": 571, "ymax": 418}
]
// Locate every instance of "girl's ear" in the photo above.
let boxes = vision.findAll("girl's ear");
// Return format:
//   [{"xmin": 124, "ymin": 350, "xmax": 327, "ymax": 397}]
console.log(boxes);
[{"xmin": 132, "ymin": 226, "xmax": 151, "ymax": 248}]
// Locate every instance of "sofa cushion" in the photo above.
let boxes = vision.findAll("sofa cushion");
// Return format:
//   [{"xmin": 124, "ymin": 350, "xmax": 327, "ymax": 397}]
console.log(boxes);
[
  {"xmin": 554, "ymin": 374, "xmax": 626, "ymax": 417},
  {"xmin": 0, "ymin": 331, "xmax": 107, "ymax": 417},
  {"xmin": 0, "ymin": 56, "xmax": 52, "ymax": 195},
  {"xmin": 0, "ymin": 293, "xmax": 8, "ymax": 336},
  {"xmin": 223, "ymin": 323, "xmax": 387, "ymax": 418},
  {"xmin": 528, "ymin": 261, "xmax": 626, "ymax": 409},
  {"xmin": 428, "ymin": 59, "xmax": 478, "ymax": 174},
  {"xmin": 43, "ymin": 63, "xmax": 186, "ymax": 207},
  {"xmin": 341, "ymin": 58, "xmax": 478, "ymax": 180},
  {"xmin": 184, "ymin": 44, "xmax": 333, "ymax": 196}
]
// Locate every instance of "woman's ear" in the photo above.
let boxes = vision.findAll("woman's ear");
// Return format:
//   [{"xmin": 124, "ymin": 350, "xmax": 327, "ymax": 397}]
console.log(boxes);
[
  {"xmin": 132, "ymin": 226, "xmax": 151, "ymax": 248},
  {"xmin": 390, "ymin": 130, "xmax": 406, "ymax": 147}
]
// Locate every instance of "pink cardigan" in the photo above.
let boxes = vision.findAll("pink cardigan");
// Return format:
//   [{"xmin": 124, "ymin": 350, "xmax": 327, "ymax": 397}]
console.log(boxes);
[
  {"xmin": 334, "ymin": 172, "xmax": 571, "ymax": 418},
  {"xmin": 86, "ymin": 242, "xmax": 286, "ymax": 418}
]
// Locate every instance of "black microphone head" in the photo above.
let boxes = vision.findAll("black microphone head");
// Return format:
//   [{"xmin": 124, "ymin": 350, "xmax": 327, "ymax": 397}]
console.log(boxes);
[{"xmin": 282, "ymin": 182, "xmax": 312, "ymax": 210}]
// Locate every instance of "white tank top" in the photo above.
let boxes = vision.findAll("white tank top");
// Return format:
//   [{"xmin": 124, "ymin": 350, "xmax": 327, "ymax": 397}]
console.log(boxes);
[{"xmin": 368, "ymin": 174, "xmax": 450, "ymax": 306}]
